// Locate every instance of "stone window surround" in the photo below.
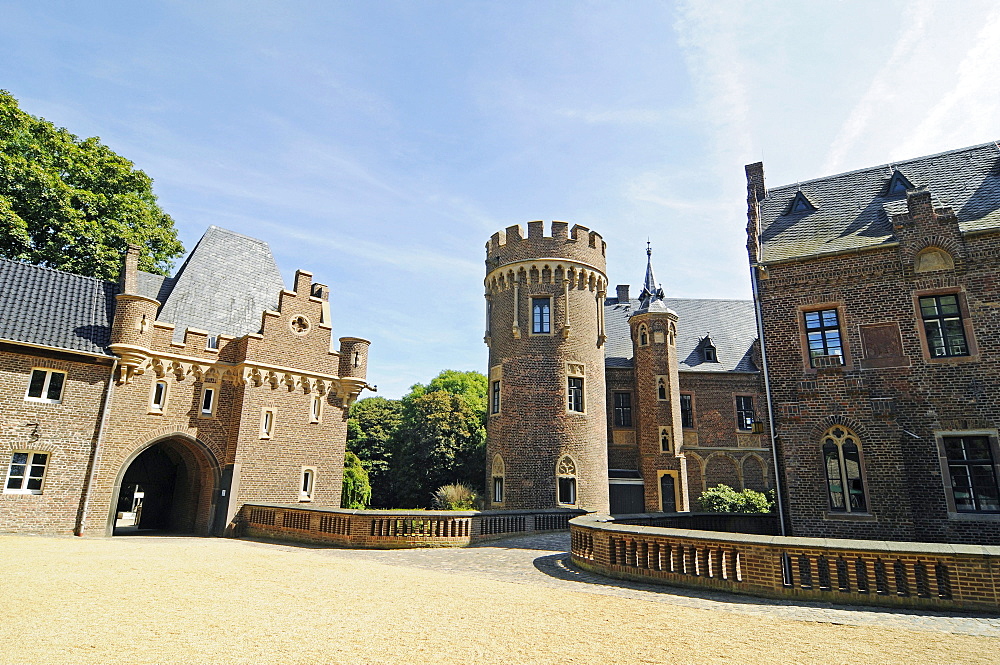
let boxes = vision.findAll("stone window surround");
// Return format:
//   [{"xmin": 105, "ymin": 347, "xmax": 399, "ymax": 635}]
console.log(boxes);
[
  {"xmin": 300, "ymin": 466, "xmax": 316, "ymax": 502},
  {"xmin": 819, "ymin": 425, "xmax": 873, "ymax": 520},
  {"xmin": 260, "ymin": 408, "xmax": 275, "ymax": 439},
  {"xmin": 310, "ymin": 395, "xmax": 323, "ymax": 423},
  {"xmin": 556, "ymin": 455, "xmax": 577, "ymax": 506},
  {"xmin": 935, "ymin": 429, "xmax": 1000, "ymax": 519},
  {"xmin": 659, "ymin": 426, "xmax": 673, "ymax": 454},
  {"xmin": 912, "ymin": 287, "xmax": 979, "ymax": 364},
  {"xmin": 489, "ymin": 365, "xmax": 502, "ymax": 416},
  {"xmin": 656, "ymin": 469, "xmax": 680, "ymax": 512},
  {"xmin": 565, "ymin": 362, "xmax": 586, "ymax": 414},
  {"xmin": 655, "ymin": 375, "xmax": 668, "ymax": 401},
  {"xmin": 199, "ymin": 383, "xmax": 217, "ymax": 418},
  {"xmin": 149, "ymin": 379, "xmax": 169, "ymax": 414},
  {"xmin": 796, "ymin": 301, "xmax": 852, "ymax": 373}
]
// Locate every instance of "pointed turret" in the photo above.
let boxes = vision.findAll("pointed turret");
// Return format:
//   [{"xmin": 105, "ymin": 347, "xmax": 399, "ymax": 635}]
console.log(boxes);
[{"xmin": 636, "ymin": 243, "xmax": 670, "ymax": 314}]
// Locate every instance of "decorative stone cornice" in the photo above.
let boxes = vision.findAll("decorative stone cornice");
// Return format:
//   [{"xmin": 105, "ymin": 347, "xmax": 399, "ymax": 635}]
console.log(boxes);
[{"xmin": 108, "ymin": 344, "xmax": 373, "ymax": 404}]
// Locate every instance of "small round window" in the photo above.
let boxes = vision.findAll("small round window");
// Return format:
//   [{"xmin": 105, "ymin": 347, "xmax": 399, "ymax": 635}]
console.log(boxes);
[{"xmin": 290, "ymin": 315, "xmax": 311, "ymax": 336}]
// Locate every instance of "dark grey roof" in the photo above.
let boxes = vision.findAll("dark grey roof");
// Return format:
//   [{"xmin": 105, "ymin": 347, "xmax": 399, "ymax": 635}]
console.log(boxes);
[
  {"xmin": 0, "ymin": 258, "xmax": 116, "ymax": 356},
  {"xmin": 759, "ymin": 141, "xmax": 1000, "ymax": 262},
  {"xmin": 156, "ymin": 226, "xmax": 285, "ymax": 341},
  {"xmin": 605, "ymin": 297, "xmax": 758, "ymax": 372}
]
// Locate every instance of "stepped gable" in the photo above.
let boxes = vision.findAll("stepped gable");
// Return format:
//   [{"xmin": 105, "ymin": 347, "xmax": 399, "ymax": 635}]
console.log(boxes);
[
  {"xmin": 156, "ymin": 225, "xmax": 286, "ymax": 342},
  {"xmin": 604, "ymin": 297, "xmax": 757, "ymax": 372},
  {"xmin": 0, "ymin": 258, "xmax": 117, "ymax": 355},
  {"xmin": 758, "ymin": 141, "xmax": 1000, "ymax": 262}
]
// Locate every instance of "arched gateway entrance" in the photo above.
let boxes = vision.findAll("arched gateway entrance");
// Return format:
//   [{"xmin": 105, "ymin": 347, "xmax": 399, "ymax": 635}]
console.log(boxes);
[{"xmin": 109, "ymin": 435, "xmax": 221, "ymax": 536}]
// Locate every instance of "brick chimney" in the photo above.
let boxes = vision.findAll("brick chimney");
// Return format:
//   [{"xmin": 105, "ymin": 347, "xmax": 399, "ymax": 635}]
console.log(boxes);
[{"xmin": 616, "ymin": 285, "xmax": 630, "ymax": 303}]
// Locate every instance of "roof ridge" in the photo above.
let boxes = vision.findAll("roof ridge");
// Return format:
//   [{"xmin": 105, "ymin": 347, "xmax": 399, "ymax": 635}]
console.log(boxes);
[
  {"xmin": 767, "ymin": 139, "xmax": 1000, "ymax": 194},
  {"xmin": 205, "ymin": 224, "xmax": 272, "ymax": 247},
  {"xmin": 0, "ymin": 255, "xmax": 115, "ymax": 286}
]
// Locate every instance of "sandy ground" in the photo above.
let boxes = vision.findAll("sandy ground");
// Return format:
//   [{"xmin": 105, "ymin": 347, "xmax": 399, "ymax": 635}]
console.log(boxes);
[{"xmin": 0, "ymin": 534, "xmax": 996, "ymax": 664}]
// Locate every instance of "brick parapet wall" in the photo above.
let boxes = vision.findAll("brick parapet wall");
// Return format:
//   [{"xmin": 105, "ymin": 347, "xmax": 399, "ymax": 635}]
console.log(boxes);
[
  {"xmin": 236, "ymin": 503, "xmax": 585, "ymax": 548},
  {"xmin": 571, "ymin": 513, "xmax": 1000, "ymax": 611}
]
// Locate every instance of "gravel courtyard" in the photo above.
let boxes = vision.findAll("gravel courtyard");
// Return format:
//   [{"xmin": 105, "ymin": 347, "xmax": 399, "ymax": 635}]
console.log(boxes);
[{"xmin": 2, "ymin": 532, "xmax": 997, "ymax": 664}]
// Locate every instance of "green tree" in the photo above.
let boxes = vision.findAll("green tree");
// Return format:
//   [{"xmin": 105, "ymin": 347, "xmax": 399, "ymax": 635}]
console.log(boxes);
[
  {"xmin": 0, "ymin": 90, "xmax": 183, "ymax": 279},
  {"xmin": 346, "ymin": 396, "xmax": 402, "ymax": 508},
  {"xmin": 392, "ymin": 370, "xmax": 488, "ymax": 508},
  {"xmin": 341, "ymin": 451, "xmax": 372, "ymax": 509},
  {"xmin": 696, "ymin": 484, "xmax": 774, "ymax": 514}
]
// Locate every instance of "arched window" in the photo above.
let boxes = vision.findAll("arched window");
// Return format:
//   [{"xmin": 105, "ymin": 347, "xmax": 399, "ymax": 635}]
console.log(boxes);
[
  {"xmin": 822, "ymin": 426, "xmax": 867, "ymax": 513},
  {"xmin": 657, "ymin": 376, "xmax": 668, "ymax": 401},
  {"xmin": 556, "ymin": 455, "xmax": 577, "ymax": 505},
  {"xmin": 492, "ymin": 454, "xmax": 505, "ymax": 504},
  {"xmin": 638, "ymin": 324, "xmax": 649, "ymax": 346}
]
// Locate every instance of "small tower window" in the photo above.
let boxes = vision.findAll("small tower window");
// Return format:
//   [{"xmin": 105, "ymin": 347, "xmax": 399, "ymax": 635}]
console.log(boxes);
[
  {"xmin": 656, "ymin": 376, "xmax": 668, "ymax": 401},
  {"xmin": 151, "ymin": 380, "xmax": 167, "ymax": 412},
  {"xmin": 200, "ymin": 386, "xmax": 216, "ymax": 416},
  {"xmin": 532, "ymin": 297, "xmax": 551, "ymax": 334},
  {"xmin": 300, "ymin": 468, "xmax": 316, "ymax": 502},
  {"xmin": 310, "ymin": 395, "xmax": 323, "ymax": 423},
  {"xmin": 353, "ymin": 351, "xmax": 360, "ymax": 368},
  {"xmin": 261, "ymin": 409, "xmax": 275, "ymax": 438},
  {"xmin": 659, "ymin": 427, "xmax": 672, "ymax": 453},
  {"xmin": 557, "ymin": 455, "xmax": 577, "ymax": 506},
  {"xmin": 638, "ymin": 325, "xmax": 649, "ymax": 346},
  {"xmin": 492, "ymin": 454, "xmax": 505, "ymax": 505}
]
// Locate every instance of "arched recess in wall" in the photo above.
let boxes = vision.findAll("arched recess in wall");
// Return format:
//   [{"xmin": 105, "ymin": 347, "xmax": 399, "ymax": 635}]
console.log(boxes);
[
  {"xmin": 556, "ymin": 455, "xmax": 577, "ymax": 506},
  {"xmin": 704, "ymin": 453, "xmax": 741, "ymax": 491},
  {"xmin": 914, "ymin": 246, "xmax": 955, "ymax": 273},
  {"xmin": 741, "ymin": 454, "xmax": 767, "ymax": 492},
  {"xmin": 686, "ymin": 453, "xmax": 704, "ymax": 508}
]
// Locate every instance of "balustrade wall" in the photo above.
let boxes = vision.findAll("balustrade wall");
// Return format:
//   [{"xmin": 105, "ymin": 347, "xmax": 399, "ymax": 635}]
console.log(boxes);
[
  {"xmin": 237, "ymin": 503, "xmax": 583, "ymax": 548},
  {"xmin": 571, "ymin": 514, "xmax": 1000, "ymax": 611}
]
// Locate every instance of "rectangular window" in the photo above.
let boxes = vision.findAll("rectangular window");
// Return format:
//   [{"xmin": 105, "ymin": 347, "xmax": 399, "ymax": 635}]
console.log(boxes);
[
  {"xmin": 944, "ymin": 436, "xmax": 1000, "ymax": 512},
  {"xmin": 151, "ymin": 380, "xmax": 167, "ymax": 412},
  {"xmin": 206, "ymin": 335, "xmax": 219, "ymax": 350},
  {"xmin": 261, "ymin": 409, "xmax": 275, "ymax": 438},
  {"xmin": 4, "ymin": 451, "xmax": 48, "ymax": 494},
  {"xmin": 311, "ymin": 395, "xmax": 322, "ymax": 423},
  {"xmin": 680, "ymin": 394, "xmax": 694, "ymax": 429},
  {"xmin": 200, "ymin": 386, "xmax": 216, "ymax": 416},
  {"xmin": 568, "ymin": 377, "xmax": 584, "ymax": 413},
  {"xmin": 491, "ymin": 380, "xmax": 501, "ymax": 414},
  {"xmin": 558, "ymin": 476, "xmax": 576, "ymax": 505},
  {"xmin": 493, "ymin": 476, "xmax": 504, "ymax": 503},
  {"xmin": 736, "ymin": 396, "xmax": 754, "ymax": 431},
  {"xmin": 25, "ymin": 369, "xmax": 66, "ymax": 403},
  {"xmin": 920, "ymin": 295, "xmax": 969, "ymax": 358},
  {"xmin": 613, "ymin": 392, "xmax": 632, "ymax": 427},
  {"xmin": 804, "ymin": 309, "xmax": 844, "ymax": 367},
  {"xmin": 532, "ymin": 297, "xmax": 551, "ymax": 334}
]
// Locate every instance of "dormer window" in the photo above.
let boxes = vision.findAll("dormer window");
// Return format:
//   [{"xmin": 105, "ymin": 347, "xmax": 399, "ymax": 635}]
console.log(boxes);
[
  {"xmin": 206, "ymin": 336, "xmax": 219, "ymax": 350},
  {"xmin": 887, "ymin": 170, "xmax": 915, "ymax": 196},
  {"xmin": 785, "ymin": 191, "xmax": 816, "ymax": 215},
  {"xmin": 700, "ymin": 335, "xmax": 718, "ymax": 363}
]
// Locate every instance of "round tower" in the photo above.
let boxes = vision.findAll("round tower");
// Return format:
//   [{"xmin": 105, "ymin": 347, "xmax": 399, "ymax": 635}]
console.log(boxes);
[{"xmin": 484, "ymin": 220, "xmax": 610, "ymax": 512}]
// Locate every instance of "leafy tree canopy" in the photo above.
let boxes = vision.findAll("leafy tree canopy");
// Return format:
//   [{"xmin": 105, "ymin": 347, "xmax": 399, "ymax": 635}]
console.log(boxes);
[
  {"xmin": 0, "ymin": 90, "xmax": 183, "ymax": 279},
  {"xmin": 341, "ymin": 451, "xmax": 372, "ymax": 510},
  {"xmin": 346, "ymin": 396, "xmax": 402, "ymax": 508},
  {"xmin": 405, "ymin": 369, "xmax": 488, "ymax": 417}
]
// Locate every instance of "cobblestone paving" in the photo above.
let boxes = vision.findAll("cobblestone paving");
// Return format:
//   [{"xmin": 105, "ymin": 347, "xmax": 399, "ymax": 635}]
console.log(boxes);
[{"xmin": 258, "ymin": 532, "xmax": 1000, "ymax": 638}]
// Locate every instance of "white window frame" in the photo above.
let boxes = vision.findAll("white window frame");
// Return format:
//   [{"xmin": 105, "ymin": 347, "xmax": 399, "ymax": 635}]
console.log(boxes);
[
  {"xmin": 150, "ymin": 380, "xmax": 168, "ymax": 413},
  {"xmin": 4, "ymin": 451, "xmax": 49, "ymax": 495},
  {"xmin": 25, "ymin": 368, "xmax": 66, "ymax": 404},
  {"xmin": 200, "ymin": 385, "xmax": 216, "ymax": 417},
  {"xmin": 300, "ymin": 467, "xmax": 316, "ymax": 502},
  {"xmin": 310, "ymin": 395, "xmax": 322, "ymax": 423},
  {"xmin": 261, "ymin": 408, "xmax": 275, "ymax": 438},
  {"xmin": 206, "ymin": 335, "xmax": 219, "ymax": 350}
]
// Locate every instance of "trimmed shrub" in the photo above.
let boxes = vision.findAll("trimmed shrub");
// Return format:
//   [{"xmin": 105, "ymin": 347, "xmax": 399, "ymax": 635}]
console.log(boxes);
[{"xmin": 697, "ymin": 484, "xmax": 773, "ymax": 514}]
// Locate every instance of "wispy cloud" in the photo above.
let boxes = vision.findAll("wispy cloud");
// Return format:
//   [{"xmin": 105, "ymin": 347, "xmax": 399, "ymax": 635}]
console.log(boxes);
[
  {"xmin": 552, "ymin": 107, "xmax": 664, "ymax": 126},
  {"xmin": 822, "ymin": 1, "xmax": 933, "ymax": 173}
]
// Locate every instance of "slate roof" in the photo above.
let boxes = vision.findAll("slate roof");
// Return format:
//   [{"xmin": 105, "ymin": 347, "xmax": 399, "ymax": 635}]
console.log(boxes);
[
  {"xmin": 759, "ymin": 141, "xmax": 1000, "ymax": 263},
  {"xmin": 156, "ymin": 226, "xmax": 285, "ymax": 342},
  {"xmin": 604, "ymin": 297, "xmax": 758, "ymax": 372},
  {"xmin": 0, "ymin": 258, "xmax": 117, "ymax": 356}
]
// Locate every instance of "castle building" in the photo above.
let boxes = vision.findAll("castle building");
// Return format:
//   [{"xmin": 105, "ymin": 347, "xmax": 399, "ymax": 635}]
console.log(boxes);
[
  {"xmin": 1, "ymin": 226, "xmax": 370, "ymax": 536},
  {"xmin": 748, "ymin": 140, "xmax": 1000, "ymax": 545},
  {"xmin": 484, "ymin": 222, "xmax": 772, "ymax": 515}
]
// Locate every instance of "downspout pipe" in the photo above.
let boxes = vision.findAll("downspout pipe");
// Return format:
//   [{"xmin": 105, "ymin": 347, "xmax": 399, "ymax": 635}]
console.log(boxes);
[
  {"xmin": 75, "ymin": 358, "xmax": 117, "ymax": 536},
  {"xmin": 750, "ymin": 264, "xmax": 787, "ymax": 537}
]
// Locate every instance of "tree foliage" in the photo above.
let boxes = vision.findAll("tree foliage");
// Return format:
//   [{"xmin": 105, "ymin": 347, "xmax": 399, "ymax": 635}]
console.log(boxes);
[
  {"xmin": 0, "ymin": 90, "xmax": 183, "ymax": 279},
  {"xmin": 346, "ymin": 396, "xmax": 402, "ymax": 508},
  {"xmin": 696, "ymin": 484, "xmax": 774, "ymax": 514},
  {"xmin": 341, "ymin": 451, "xmax": 372, "ymax": 509}
]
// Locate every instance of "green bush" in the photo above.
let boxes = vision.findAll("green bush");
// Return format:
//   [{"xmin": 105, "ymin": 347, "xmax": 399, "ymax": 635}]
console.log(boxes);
[
  {"xmin": 696, "ymin": 484, "xmax": 773, "ymax": 514},
  {"xmin": 431, "ymin": 483, "xmax": 480, "ymax": 510},
  {"xmin": 341, "ymin": 451, "xmax": 372, "ymax": 509}
]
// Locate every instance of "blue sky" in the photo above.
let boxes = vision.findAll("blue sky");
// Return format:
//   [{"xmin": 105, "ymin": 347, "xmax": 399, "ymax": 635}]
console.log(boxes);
[{"xmin": 3, "ymin": 1, "xmax": 999, "ymax": 398}]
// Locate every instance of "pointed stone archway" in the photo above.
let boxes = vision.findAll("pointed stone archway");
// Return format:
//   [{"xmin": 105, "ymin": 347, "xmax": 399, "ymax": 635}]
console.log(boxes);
[{"xmin": 107, "ymin": 433, "xmax": 221, "ymax": 536}]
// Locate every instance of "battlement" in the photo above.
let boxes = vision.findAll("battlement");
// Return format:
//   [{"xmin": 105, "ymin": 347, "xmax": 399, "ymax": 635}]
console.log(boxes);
[{"xmin": 486, "ymin": 221, "xmax": 607, "ymax": 270}]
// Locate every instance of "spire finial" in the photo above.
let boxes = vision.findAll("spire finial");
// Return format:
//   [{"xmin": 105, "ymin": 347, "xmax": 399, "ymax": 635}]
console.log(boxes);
[{"xmin": 646, "ymin": 239, "xmax": 651, "ymax": 257}]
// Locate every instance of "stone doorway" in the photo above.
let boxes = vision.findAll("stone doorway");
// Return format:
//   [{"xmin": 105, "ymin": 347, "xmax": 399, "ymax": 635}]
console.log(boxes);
[{"xmin": 111, "ymin": 437, "xmax": 218, "ymax": 536}]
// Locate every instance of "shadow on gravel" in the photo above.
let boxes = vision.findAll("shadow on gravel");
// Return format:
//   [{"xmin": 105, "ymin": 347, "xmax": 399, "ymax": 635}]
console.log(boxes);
[{"xmin": 531, "ymin": 552, "xmax": 1000, "ymax": 621}]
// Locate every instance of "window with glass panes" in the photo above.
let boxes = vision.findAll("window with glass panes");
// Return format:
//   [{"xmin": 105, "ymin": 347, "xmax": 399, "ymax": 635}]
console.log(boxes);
[
  {"xmin": 613, "ymin": 392, "xmax": 632, "ymax": 427},
  {"xmin": 919, "ymin": 295, "xmax": 969, "ymax": 358},
  {"xmin": 25, "ymin": 369, "xmax": 65, "ymax": 403},
  {"xmin": 736, "ymin": 396, "xmax": 755, "ymax": 431},
  {"xmin": 5, "ymin": 451, "xmax": 48, "ymax": 494},
  {"xmin": 804, "ymin": 309, "xmax": 844, "ymax": 366},
  {"xmin": 943, "ymin": 436, "xmax": 1000, "ymax": 512},
  {"xmin": 491, "ymin": 380, "xmax": 501, "ymax": 414},
  {"xmin": 568, "ymin": 377, "xmax": 584, "ymax": 412},
  {"xmin": 531, "ymin": 297, "xmax": 550, "ymax": 334},
  {"xmin": 822, "ymin": 426, "xmax": 867, "ymax": 513},
  {"xmin": 680, "ymin": 394, "xmax": 694, "ymax": 428}
]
